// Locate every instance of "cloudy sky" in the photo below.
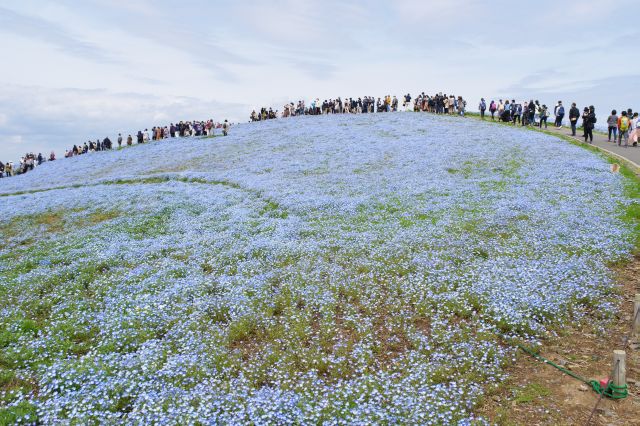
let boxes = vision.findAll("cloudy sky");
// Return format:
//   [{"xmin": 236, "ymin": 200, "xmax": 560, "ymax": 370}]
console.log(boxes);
[{"xmin": 1, "ymin": 0, "xmax": 639, "ymax": 162}]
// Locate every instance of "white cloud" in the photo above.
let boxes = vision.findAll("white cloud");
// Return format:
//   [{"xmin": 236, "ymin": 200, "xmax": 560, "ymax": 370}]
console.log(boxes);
[
  {"xmin": 6, "ymin": 135, "xmax": 23, "ymax": 145},
  {"xmin": 0, "ymin": 0, "xmax": 639, "ymax": 162},
  {"xmin": 392, "ymin": 0, "xmax": 483, "ymax": 23}
]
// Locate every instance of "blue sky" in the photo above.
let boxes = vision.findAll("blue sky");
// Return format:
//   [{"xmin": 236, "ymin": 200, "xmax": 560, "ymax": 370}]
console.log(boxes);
[{"xmin": 1, "ymin": 0, "xmax": 639, "ymax": 162}]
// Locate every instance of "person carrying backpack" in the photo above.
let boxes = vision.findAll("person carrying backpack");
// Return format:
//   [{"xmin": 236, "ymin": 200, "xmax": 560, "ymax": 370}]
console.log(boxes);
[
  {"xmin": 554, "ymin": 101, "xmax": 565, "ymax": 128},
  {"xmin": 618, "ymin": 111, "xmax": 631, "ymax": 147}
]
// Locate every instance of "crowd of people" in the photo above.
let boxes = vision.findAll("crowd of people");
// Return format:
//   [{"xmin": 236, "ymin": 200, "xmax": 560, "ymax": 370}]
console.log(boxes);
[
  {"xmin": 1, "ymin": 152, "xmax": 57, "ymax": 178},
  {"xmin": 605, "ymin": 109, "xmax": 639, "ymax": 148},
  {"xmin": 1, "ymin": 119, "xmax": 231, "ymax": 179},
  {"xmin": 2, "ymin": 93, "xmax": 639, "ymax": 180},
  {"xmin": 251, "ymin": 93, "xmax": 467, "ymax": 121},
  {"xmin": 478, "ymin": 98, "xmax": 639, "ymax": 147}
]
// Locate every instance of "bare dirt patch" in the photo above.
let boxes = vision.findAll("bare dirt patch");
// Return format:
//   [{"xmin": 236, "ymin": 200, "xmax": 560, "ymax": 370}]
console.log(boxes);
[{"xmin": 479, "ymin": 255, "xmax": 640, "ymax": 425}]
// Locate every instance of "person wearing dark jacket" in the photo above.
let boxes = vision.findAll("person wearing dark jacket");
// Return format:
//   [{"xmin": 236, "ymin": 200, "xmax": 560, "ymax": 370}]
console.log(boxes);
[
  {"xmin": 569, "ymin": 103, "xmax": 580, "ymax": 136},
  {"xmin": 582, "ymin": 106, "xmax": 596, "ymax": 143}
]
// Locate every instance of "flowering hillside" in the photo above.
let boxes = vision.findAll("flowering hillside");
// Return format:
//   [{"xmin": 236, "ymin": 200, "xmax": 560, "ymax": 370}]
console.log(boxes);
[{"xmin": 0, "ymin": 113, "xmax": 636, "ymax": 424}]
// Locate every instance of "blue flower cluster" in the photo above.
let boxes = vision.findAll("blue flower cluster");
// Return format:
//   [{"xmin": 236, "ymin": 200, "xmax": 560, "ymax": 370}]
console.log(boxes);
[{"xmin": 0, "ymin": 113, "xmax": 635, "ymax": 424}]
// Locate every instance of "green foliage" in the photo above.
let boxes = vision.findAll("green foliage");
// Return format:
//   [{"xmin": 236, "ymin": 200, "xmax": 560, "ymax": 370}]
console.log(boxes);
[
  {"xmin": 0, "ymin": 401, "xmax": 38, "ymax": 425},
  {"xmin": 514, "ymin": 382, "xmax": 551, "ymax": 404}
]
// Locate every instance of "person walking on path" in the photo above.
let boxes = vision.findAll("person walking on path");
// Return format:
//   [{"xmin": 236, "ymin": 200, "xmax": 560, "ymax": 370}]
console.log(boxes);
[
  {"xmin": 539, "ymin": 105, "xmax": 549, "ymax": 129},
  {"xmin": 618, "ymin": 111, "xmax": 631, "ymax": 147},
  {"xmin": 582, "ymin": 106, "xmax": 596, "ymax": 143},
  {"xmin": 489, "ymin": 100, "xmax": 497, "ymax": 120},
  {"xmin": 479, "ymin": 98, "xmax": 486, "ymax": 119},
  {"xmin": 607, "ymin": 110, "xmax": 618, "ymax": 142},
  {"xmin": 569, "ymin": 102, "xmax": 580, "ymax": 136},
  {"xmin": 554, "ymin": 101, "xmax": 565, "ymax": 128},
  {"xmin": 222, "ymin": 119, "xmax": 230, "ymax": 136}
]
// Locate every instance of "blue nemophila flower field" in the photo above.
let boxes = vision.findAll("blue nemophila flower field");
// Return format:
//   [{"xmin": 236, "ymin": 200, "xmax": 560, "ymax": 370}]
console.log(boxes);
[{"xmin": 0, "ymin": 113, "xmax": 636, "ymax": 424}]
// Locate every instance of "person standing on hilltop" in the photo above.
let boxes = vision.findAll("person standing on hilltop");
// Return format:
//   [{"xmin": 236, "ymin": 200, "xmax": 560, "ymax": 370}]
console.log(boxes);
[
  {"xmin": 222, "ymin": 119, "xmax": 230, "ymax": 136},
  {"xmin": 618, "ymin": 111, "xmax": 630, "ymax": 147},
  {"xmin": 479, "ymin": 98, "xmax": 486, "ymax": 119},
  {"xmin": 404, "ymin": 93, "xmax": 412, "ymax": 111},
  {"xmin": 489, "ymin": 100, "xmax": 497, "ymax": 120},
  {"xmin": 569, "ymin": 103, "xmax": 580, "ymax": 136},
  {"xmin": 528, "ymin": 100, "xmax": 536, "ymax": 125},
  {"xmin": 539, "ymin": 104, "xmax": 549, "ymax": 129},
  {"xmin": 127, "ymin": 134, "xmax": 133, "ymax": 146},
  {"xmin": 607, "ymin": 110, "xmax": 618, "ymax": 142},
  {"xmin": 511, "ymin": 100, "xmax": 521, "ymax": 125},
  {"xmin": 457, "ymin": 96, "xmax": 466, "ymax": 116},
  {"xmin": 631, "ymin": 112, "xmax": 640, "ymax": 147},
  {"xmin": 554, "ymin": 101, "xmax": 564, "ymax": 128},
  {"xmin": 581, "ymin": 106, "xmax": 594, "ymax": 143},
  {"xmin": 117, "ymin": 133, "xmax": 123, "ymax": 148}
]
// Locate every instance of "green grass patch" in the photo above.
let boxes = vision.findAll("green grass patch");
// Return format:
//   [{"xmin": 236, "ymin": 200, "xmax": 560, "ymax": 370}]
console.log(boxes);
[{"xmin": 513, "ymin": 382, "xmax": 551, "ymax": 404}]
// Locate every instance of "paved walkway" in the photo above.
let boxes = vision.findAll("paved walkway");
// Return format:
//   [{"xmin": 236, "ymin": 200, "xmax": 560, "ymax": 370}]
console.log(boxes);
[
  {"xmin": 543, "ymin": 124, "xmax": 640, "ymax": 172},
  {"xmin": 470, "ymin": 113, "xmax": 640, "ymax": 173}
]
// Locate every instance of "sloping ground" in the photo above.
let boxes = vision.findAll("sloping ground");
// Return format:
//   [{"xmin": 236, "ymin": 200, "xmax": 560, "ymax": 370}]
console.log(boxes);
[
  {"xmin": 0, "ymin": 113, "xmax": 637, "ymax": 424},
  {"xmin": 480, "ymin": 255, "xmax": 640, "ymax": 425}
]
